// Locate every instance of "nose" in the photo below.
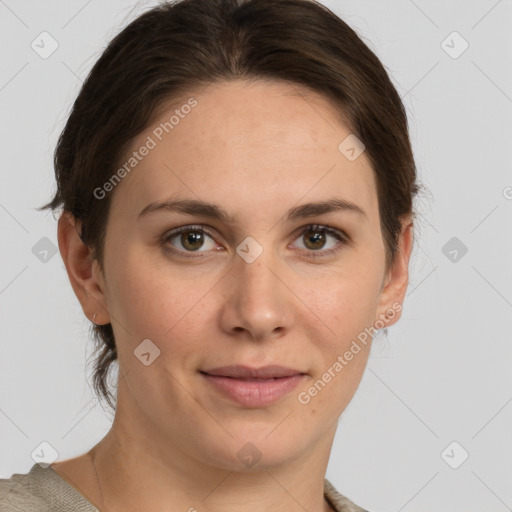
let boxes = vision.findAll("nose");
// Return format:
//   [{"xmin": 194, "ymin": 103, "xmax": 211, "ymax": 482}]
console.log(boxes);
[{"xmin": 218, "ymin": 247, "xmax": 294, "ymax": 342}]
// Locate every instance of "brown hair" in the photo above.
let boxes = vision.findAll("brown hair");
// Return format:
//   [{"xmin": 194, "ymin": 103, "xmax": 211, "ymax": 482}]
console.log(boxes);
[{"xmin": 39, "ymin": 0, "xmax": 419, "ymax": 412}]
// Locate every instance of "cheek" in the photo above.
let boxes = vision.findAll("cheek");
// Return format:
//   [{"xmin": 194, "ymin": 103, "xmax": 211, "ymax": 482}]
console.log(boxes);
[
  {"xmin": 297, "ymin": 278, "xmax": 378, "ymax": 417},
  {"xmin": 298, "ymin": 264, "xmax": 383, "ymax": 345},
  {"xmin": 106, "ymin": 252, "xmax": 219, "ymax": 347},
  {"xmin": 107, "ymin": 261, "xmax": 211, "ymax": 396}
]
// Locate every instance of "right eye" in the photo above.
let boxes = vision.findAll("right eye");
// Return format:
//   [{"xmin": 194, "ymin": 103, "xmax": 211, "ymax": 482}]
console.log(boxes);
[{"xmin": 161, "ymin": 225, "xmax": 223, "ymax": 256}]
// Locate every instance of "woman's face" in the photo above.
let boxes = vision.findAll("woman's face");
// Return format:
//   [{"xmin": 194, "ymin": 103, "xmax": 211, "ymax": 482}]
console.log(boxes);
[{"xmin": 76, "ymin": 79, "xmax": 411, "ymax": 469}]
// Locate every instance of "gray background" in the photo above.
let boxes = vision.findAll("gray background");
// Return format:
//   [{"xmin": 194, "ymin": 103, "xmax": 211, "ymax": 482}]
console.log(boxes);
[{"xmin": 1, "ymin": 1, "xmax": 511, "ymax": 510}]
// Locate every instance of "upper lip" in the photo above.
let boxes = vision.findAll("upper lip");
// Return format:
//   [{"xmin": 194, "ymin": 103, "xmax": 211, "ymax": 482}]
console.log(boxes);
[{"xmin": 201, "ymin": 365, "xmax": 305, "ymax": 379}]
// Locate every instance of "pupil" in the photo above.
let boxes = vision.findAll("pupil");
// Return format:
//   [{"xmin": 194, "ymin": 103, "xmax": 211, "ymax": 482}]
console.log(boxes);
[
  {"xmin": 305, "ymin": 231, "xmax": 325, "ymax": 250},
  {"xmin": 182, "ymin": 231, "xmax": 203, "ymax": 251}
]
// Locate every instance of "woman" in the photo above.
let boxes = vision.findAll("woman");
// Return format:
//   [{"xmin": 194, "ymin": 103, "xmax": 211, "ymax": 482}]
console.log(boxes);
[{"xmin": 0, "ymin": 0, "xmax": 418, "ymax": 510}]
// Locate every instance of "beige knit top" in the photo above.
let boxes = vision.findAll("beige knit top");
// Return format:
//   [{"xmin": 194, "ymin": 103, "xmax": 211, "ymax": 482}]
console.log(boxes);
[{"xmin": 0, "ymin": 463, "xmax": 368, "ymax": 512}]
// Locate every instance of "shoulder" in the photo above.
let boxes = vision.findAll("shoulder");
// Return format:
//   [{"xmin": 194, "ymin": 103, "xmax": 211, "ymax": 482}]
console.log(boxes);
[
  {"xmin": 0, "ymin": 464, "xmax": 98, "ymax": 512},
  {"xmin": 0, "ymin": 468, "xmax": 47, "ymax": 511},
  {"xmin": 324, "ymin": 478, "xmax": 370, "ymax": 512},
  {"xmin": 1, "ymin": 466, "xmax": 365, "ymax": 512}
]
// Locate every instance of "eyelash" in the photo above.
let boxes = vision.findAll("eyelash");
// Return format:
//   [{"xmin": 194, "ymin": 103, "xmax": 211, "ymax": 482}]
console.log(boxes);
[{"xmin": 160, "ymin": 224, "xmax": 348, "ymax": 260}]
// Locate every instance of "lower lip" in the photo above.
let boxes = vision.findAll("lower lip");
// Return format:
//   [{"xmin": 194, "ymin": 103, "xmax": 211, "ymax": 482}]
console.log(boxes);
[{"xmin": 201, "ymin": 373, "xmax": 306, "ymax": 407}]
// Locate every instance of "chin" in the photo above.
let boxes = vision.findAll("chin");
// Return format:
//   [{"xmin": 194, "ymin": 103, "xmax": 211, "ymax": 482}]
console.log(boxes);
[{"xmin": 195, "ymin": 428, "xmax": 304, "ymax": 472}]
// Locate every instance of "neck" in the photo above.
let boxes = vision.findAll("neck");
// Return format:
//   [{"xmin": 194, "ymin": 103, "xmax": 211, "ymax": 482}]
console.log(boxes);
[{"xmin": 85, "ymin": 387, "xmax": 339, "ymax": 512}]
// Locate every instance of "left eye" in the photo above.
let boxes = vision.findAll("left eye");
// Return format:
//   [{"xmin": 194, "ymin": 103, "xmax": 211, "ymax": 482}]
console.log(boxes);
[
  {"xmin": 292, "ymin": 224, "xmax": 345, "ymax": 255},
  {"xmin": 162, "ymin": 224, "xmax": 346, "ymax": 257}
]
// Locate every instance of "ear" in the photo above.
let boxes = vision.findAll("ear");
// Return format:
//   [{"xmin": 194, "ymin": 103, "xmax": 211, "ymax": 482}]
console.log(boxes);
[
  {"xmin": 374, "ymin": 216, "xmax": 414, "ymax": 327},
  {"xmin": 57, "ymin": 212, "xmax": 110, "ymax": 325}
]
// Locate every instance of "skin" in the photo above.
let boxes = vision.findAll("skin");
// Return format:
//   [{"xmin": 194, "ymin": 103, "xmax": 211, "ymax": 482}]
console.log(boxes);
[{"xmin": 53, "ymin": 78, "xmax": 413, "ymax": 512}]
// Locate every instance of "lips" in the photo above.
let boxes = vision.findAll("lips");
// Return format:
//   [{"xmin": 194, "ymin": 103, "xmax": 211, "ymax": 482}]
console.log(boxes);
[
  {"xmin": 200, "ymin": 365, "xmax": 304, "ymax": 379},
  {"xmin": 200, "ymin": 365, "xmax": 307, "ymax": 407}
]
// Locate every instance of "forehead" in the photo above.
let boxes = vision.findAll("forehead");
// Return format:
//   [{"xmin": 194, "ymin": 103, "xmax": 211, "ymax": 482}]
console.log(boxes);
[{"xmin": 108, "ymin": 79, "xmax": 378, "ymax": 224}]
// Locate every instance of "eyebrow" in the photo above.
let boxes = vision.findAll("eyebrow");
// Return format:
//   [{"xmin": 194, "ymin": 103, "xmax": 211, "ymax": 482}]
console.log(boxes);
[{"xmin": 137, "ymin": 197, "xmax": 367, "ymax": 223}]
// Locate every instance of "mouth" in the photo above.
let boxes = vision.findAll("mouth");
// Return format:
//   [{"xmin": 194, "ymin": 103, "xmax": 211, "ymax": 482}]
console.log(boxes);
[{"xmin": 199, "ymin": 365, "xmax": 307, "ymax": 407}]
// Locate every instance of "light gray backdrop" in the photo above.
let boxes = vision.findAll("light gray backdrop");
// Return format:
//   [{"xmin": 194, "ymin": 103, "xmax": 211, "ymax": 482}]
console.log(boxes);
[{"xmin": 1, "ymin": 1, "xmax": 511, "ymax": 511}]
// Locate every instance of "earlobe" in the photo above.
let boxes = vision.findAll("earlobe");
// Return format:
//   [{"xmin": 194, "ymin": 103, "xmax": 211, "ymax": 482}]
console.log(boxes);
[
  {"xmin": 57, "ymin": 212, "xmax": 110, "ymax": 325},
  {"xmin": 375, "ymin": 217, "xmax": 414, "ymax": 327}
]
